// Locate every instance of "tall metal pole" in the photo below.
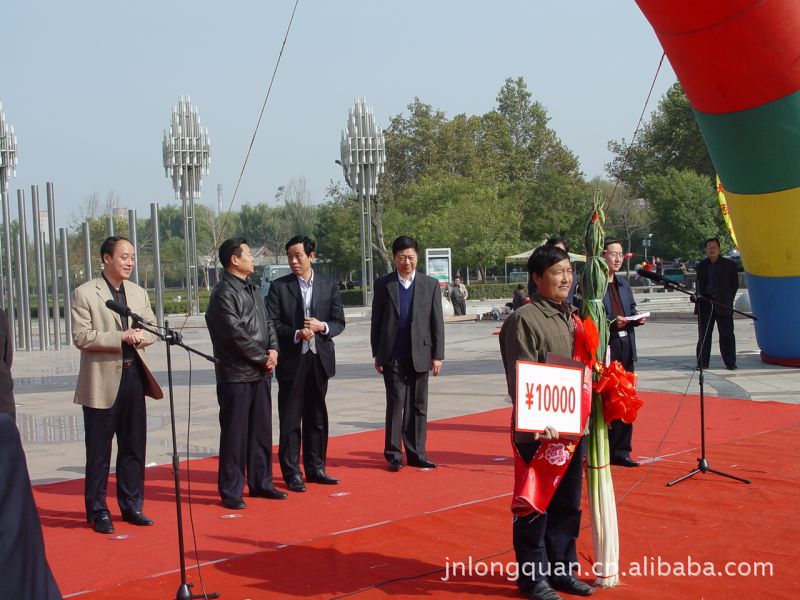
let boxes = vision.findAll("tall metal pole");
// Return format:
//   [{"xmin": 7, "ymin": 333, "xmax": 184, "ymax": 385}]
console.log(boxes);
[
  {"xmin": 17, "ymin": 189, "xmax": 31, "ymax": 350},
  {"xmin": 339, "ymin": 98, "xmax": 386, "ymax": 306},
  {"xmin": 151, "ymin": 203, "xmax": 164, "ymax": 327},
  {"xmin": 60, "ymin": 228, "xmax": 72, "ymax": 346},
  {"xmin": 31, "ymin": 185, "xmax": 47, "ymax": 350},
  {"xmin": 0, "ymin": 104, "xmax": 17, "ymax": 334},
  {"xmin": 163, "ymin": 96, "xmax": 210, "ymax": 317},
  {"xmin": 128, "ymin": 209, "xmax": 139, "ymax": 285},
  {"xmin": 106, "ymin": 216, "xmax": 114, "ymax": 237},
  {"xmin": 13, "ymin": 233, "xmax": 24, "ymax": 349},
  {"xmin": 46, "ymin": 183, "xmax": 61, "ymax": 349},
  {"xmin": 82, "ymin": 222, "xmax": 92, "ymax": 283}
]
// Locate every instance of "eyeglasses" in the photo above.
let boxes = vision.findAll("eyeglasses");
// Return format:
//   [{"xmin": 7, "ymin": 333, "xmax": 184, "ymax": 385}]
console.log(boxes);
[{"xmin": 604, "ymin": 252, "xmax": 625, "ymax": 258}]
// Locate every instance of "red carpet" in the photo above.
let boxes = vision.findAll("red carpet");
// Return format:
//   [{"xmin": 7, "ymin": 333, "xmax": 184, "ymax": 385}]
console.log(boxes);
[{"xmin": 34, "ymin": 391, "xmax": 800, "ymax": 599}]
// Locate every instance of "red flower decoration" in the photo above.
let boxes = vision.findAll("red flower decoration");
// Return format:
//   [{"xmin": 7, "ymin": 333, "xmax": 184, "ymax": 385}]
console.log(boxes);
[
  {"xmin": 591, "ymin": 212, "xmax": 598, "ymax": 223},
  {"xmin": 594, "ymin": 360, "xmax": 643, "ymax": 424}
]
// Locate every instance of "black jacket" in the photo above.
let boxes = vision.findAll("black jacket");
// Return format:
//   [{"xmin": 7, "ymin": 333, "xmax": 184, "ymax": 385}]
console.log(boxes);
[
  {"xmin": 266, "ymin": 271, "xmax": 346, "ymax": 383},
  {"xmin": 205, "ymin": 271, "xmax": 279, "ymax": 383},
  {"xmin": 371, "ymin": 271, "xmax": 445, "ymax": 373},
  {"xmin": 695, "ymin": 257, "xmax": 739, "ymax": 317}
]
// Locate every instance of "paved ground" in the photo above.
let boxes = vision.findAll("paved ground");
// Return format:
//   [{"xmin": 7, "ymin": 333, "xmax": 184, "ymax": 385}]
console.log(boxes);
[{"xmin": 11, "ymin": 298, "xmax": 800, "ymax": 485}]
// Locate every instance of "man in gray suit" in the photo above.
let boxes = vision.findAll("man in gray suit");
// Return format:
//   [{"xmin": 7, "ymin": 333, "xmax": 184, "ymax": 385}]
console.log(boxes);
[{"xmin": 371, "ymin": 236, "xmax": 445, "ymax": 472}]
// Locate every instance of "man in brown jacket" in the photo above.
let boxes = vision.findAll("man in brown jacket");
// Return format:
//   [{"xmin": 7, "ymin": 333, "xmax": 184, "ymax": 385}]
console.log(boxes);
[
  {"xmin": 499, "ymin": 244, "xmax": 593, "ymax": 600},
  {"xmin": 72, "ymin": 236, "xmax": 162, "ymax": 534}
]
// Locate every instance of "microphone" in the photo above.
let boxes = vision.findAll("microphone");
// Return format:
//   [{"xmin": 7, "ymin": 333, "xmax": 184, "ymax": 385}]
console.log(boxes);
[
  {"xmin": 636, "ymin": 268, "xmax": 686, "ymax": 288},
  {"xmin": 105, "ymin": 299, "xmax": 146, "ymax": 325}
]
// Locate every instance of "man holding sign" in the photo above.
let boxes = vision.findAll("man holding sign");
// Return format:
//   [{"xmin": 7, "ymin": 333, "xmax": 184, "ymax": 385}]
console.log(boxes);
[{"xmin": 499, "ymin": 245, "xmax": 594, "ymax": 600}]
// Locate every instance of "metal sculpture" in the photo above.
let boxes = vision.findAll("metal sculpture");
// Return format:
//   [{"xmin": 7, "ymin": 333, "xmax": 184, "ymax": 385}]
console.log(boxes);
[
  {"xmin": 339, "ymin": 98, "xmax": 386, "ymax": 306},
  {"xmin": 163, "ymin": 96, "xmax": 210, "ymax": 316}
]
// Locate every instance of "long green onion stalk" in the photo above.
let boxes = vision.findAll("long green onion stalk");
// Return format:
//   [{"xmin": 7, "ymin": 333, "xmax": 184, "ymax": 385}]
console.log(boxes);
[{"xmin": 579, "ymin": 192, "xmax": 619, "ymax": 587}]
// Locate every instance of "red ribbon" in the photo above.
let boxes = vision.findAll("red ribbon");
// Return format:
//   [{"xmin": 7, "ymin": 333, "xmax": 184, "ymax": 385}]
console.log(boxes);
[{"xmin": 594, "ymin": 360, "xmax": 642, "ymax": 424}]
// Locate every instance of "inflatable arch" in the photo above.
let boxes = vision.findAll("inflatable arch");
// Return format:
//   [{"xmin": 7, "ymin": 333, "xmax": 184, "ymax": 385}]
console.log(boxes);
[{"xmin": 637, "ymin": 0, "xmax": 800, "ymax": 365}]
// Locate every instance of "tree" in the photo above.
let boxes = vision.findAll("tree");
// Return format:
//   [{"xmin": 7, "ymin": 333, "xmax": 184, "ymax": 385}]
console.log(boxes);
[
  {"xmin": 642, "ymin": 168, "xmax": 727, "ymax": 259},
  {"xmin": 607, "ymin": 82, "xmax": 715, "ymax": 195},
  {"xmin": 591, "ymin": 178, "xmax": 653, "ymax": 262},
  {"xmin": 314, "ymin": 183, "xmax": 361, "ymax": 278}
]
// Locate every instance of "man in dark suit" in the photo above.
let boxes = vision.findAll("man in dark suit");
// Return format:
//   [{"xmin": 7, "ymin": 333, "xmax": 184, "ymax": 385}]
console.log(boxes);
[
  {"xmin": 266, "ymin": 236, "xmax": 346, "ymax": 492},
  {"xmin": 602, "ymin": 239, "xmax": 646, "ymax": 468},
  {"xmin": 0, "ymin": 414, "xmax": 63, "ymax": 599},
  {"xmin": 371, "ymin": 235, "xmax": 445, "ymax": 472},
  {"xmin": 695, "ymin": 237, "xmax": 739, "ymax": 370},
  {"xmin": 0, "ymin": 308, "xmax": 15, "ymax": 419}
]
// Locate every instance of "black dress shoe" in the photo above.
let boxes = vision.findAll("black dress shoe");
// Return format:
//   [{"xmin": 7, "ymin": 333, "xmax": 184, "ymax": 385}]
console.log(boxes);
[
  {"xmin": 222, "ymin": 498, "xmax": 247, "ymax": 510},
  {"xmin": 409, "ymin": 459, "xmax": 438, "ymax": 469},
  {"xmin": 611, "ymin": 456, "xmax": 640, "ymax": 468},
  {"xmin": 287, "ymin": 474, "xmax": 306, "ymax": 492},
  {"xmin": 93, "ymin": 512, "xmax": 115, "ymax": 534},
  {"xmin": 306, "ymin": 470, "xmax": 340, "ymax": 485},
  {"xmin": 122, "ymin": 511, "xmax": 154, "ymax": 526},
  {"xmin": 528, "ymin": 580, "xmax": 564, "ymax": 600},
  {"xmin": 726, "ymin": 364, "xmax": 738, "ymax": 370},
  {"xmin": 387, "ymin": 459, "xmax": 403, "ymax": 472},
  {"xmin": 250, "ymin": 488, "xmax": 289, "ymax": 500},
  {"xmin": 550, "ymin": 575, "xmax": 595, "ymax": 596}
]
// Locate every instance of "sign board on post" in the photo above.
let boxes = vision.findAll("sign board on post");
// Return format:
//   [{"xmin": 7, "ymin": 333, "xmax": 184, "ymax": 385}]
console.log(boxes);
[
  {"xmin": 515, "ymin": 360, "xmax": 585, "ymax": 436},
  {"xmin": 425, "ymin": 247, "xmax": 451, "ymax": 287}
]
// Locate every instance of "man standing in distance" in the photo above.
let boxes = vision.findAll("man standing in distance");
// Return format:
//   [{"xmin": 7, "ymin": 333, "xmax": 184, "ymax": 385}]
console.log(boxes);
[
  {"xmin": 695, "ymin": 238, "xmax": 739, "ymax": 370},
  {"xmin": 371, "ymin": 236, "xmax": 445, "ymax": 472},
  {"xmin": 206, "ymin": 237, "xmax": 287, "ymax": 509},
  {"xmin": 72, "ymin": 236, "xmax": 162, "ymax": 534},
  {"xmin": 602, "ymin": 239, "xmax": 646, "ymax": 467},
  {"xmin": 446, "ymin": 276, "xmax": 468, "ymax": 316},
  {"xmin": 266, "ymin": 236, "xmax": 345, "ymax": 492}
]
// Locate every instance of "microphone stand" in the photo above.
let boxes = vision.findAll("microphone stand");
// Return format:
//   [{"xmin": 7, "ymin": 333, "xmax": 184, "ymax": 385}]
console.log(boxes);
[
  {"xmin": 134, "ymin": 317, "xmax": 220, "ymax": 600},
  {"xmin": 651, "ymin": 279, "xmax": 755, "ymax": 487}
]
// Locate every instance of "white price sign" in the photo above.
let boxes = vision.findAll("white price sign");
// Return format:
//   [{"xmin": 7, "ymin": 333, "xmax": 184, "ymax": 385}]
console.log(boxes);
[{"xmin": 515, "ymin": 360, "xmax": 584, "ymax": 436}]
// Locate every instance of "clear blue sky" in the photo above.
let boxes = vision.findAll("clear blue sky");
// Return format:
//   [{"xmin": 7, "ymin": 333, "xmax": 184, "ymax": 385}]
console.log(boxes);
[{"xmin": 3, "ymin": 1, "xmax": 675, "ymax": 229}]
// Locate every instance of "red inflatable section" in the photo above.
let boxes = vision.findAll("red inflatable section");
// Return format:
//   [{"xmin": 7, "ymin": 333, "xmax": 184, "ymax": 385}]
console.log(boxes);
[{"xmin": 636, "ymin": 0, "xmax": 800, "ymax": 113}]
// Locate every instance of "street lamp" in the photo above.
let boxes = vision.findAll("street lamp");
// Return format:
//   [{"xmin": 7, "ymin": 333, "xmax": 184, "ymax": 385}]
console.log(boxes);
[
  {"xmin": 338, "ymin": 98, "xmax": 386, "ymax": 306},
  {"xmin": 642, "ymin": 233, "xmax": 653, "ymax": 262},
  {"xmin": 0, "ymin": 103, "xmax": 17, "ymax": 334},
  {"xmin": 163, "ymin": 96, "xmax": 210, "ymax": 316}
]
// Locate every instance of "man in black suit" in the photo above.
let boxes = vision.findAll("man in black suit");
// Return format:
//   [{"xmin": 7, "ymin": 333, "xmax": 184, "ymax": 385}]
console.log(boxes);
[
  {"xmin": 0, "ymin": 414, "xmax": 63, "ymax": 599},
  {"xmin": 602, "ymin": 239, "xmax": 646, "ymax": 468},
  {"xmin": 695, "ymin": 237, "xmax": 739, "ymax": 370},
  {"xmin": 266, "ymin": 236, "xmax": 346, "ymax": 492},
  {"xmin": 371, "ymin": 236, "xmax": 445, "ymax": 472},
  {"xmin": 0, "ymin": 308, "xmax": 15, "ymax": 419}
]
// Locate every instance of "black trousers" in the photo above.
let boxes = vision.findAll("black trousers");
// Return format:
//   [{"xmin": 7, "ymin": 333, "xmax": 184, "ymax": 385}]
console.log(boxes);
[
  {"xmin": 513, "ymin": 436, "xmax": 585, "ymax": 590},
  {"xmin": 452, "ymin": 297, "xmax": 466, "ymax": 316},
  {"xmin": 82, "ymin": 364, "xmax": 146, "ymax": 522},
  {"xmin": 608, "ymin": 334, "xmax": 635, "ymax": 461},
  {"xmin": 382, "ymin": 361, "xmax": 429, "ymax": 464},
  {"xmin": 0, "ymin": 414, "xmax": 63, "ymax": 600},
  {"xmin": 277, "ymin": 352, "xmax": 330, "ymax": 481},
  {"xmin": 217, "ymin": 376, "xmax": 275, "ymax": 502},
  {"xmin": 696, "ymin": 302, "xmax": 736, "ymax": 368}
]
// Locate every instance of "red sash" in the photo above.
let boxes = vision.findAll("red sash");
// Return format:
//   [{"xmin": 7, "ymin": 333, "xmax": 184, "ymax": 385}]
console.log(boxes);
[{"xmin": 511, "ymin": 314, "xmax": 593, "ymax": 517}]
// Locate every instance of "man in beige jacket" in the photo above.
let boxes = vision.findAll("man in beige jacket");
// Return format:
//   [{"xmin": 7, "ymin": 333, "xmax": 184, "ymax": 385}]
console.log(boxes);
[{"xmin": 72, "ymin": 236, "xmax": 162, "ymax": 534}]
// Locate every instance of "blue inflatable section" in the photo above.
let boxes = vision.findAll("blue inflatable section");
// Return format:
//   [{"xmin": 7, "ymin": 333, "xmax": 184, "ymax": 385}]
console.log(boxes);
[{"xmin": 746, "ymin": 273, "xmax": 800, "ymax": 359}]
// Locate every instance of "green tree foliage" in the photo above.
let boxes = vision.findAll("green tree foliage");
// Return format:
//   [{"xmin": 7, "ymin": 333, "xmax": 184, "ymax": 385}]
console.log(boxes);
[
  {"xmin": 314, "ymin": 183, "xmax": 361, "ymax": 278},
  {"xmin": 642, "ymin": 168, "xmax": 727, "ymax": 258},
  {"xmin": 607, "ymin": 82, "xmax": 715, "ymax": 196}
]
